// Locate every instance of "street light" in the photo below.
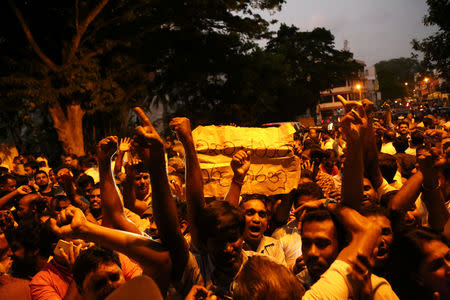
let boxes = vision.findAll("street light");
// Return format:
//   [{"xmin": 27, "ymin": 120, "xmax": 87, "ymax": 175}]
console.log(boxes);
[
  {"xmin": 423, "ymin": 77, "xmax": 430, "ymax": 98},
  {"xmin": 356, "ymin": 84, "xmax": 362, "ymax": 99}
]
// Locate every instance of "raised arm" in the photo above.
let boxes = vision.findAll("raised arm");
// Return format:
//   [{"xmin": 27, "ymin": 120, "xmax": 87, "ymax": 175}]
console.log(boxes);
[
  {"xmin": 337, "ymin": 96, "xmax": 367, "ymax": 210},
  {"xmin": 302, "ymin": 202, "xmax": 384, "ymax": 300},
  {"xmin": 224, "ymin": 150, "xmax": 251, "ymax": 207},
  {"xmin": 135, "ymin": 108, "xmax": 188, "ymax": 279},
  {"xmin": 169, "ymin": 117, "xmax": 204, "ymax": 249},
  {"xmin": 388, "ymin": 171, "xmax": 422, "ymax": 211},
  {"xmin": 113, "ymin": 137, "xmax": 131, "ymax": 177},
  {"xmin": 418, "ymin": 150, "xmax": 449, "ymax": 232},
  {"xmin": 58, "ymin": 172, "xmax": 89, "ymax": 211},
  {"xmin": 0, "ymin": 185, "xmax": 31, "ymax": 209},
  {"xmin": 329, "ymin": 203, "xmax": 381, "ymax": 264},
  {"xmin": 53, "ymin": 206, "xmax": 172, "ymax": 293},
  {"xmin": 361, "ymin": 100, "xmax": 384, "ymax": 190},
  {"xmin": 97, "ymin": 136, "xmax": 141, "ymax": 235},
  {"xmin": 384, "ymin": 102, "xmax": 393, "ymax": 130}
]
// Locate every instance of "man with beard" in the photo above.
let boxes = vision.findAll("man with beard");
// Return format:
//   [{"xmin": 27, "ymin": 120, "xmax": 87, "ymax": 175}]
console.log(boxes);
[
  {"xmin": 34, "ymin": 171, "xmax": 54, "ymax": 204},
  {"xmin": 295, "ymin": 204, "xmax": 398, "ymax": 299},
  {"xmin": 397, "ymin": 120, "xmax": 410, "ymax": 140},
  {"xmin": 297, "ymin": 208, "xmax": 341, "ymax": 288}
]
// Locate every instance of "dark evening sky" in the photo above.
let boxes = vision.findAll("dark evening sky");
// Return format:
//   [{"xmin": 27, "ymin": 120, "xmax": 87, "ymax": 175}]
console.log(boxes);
[{"xmin": 259, "ymin": 0, "xmax": 437, "ymax": 66}]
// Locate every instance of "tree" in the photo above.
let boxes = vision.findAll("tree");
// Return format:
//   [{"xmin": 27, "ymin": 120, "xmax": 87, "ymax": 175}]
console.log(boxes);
[
  {"xmin": 412, "ymin": 0, "xmax": 450, "ymax": 91},
  {"xmin": 375, "ymin": 58, "xmax": 423, "ymax": 100},
  {"xmin": 151, "ymin": 23, "xmax": 362, "ymax": 125},
  {"xmin": 141, "ymin": 1, "xmax": 286, "ymax": 124},
  {"xmin": 0, "ymin": 0, "xmax": 286, "ymax": 155},
  {"xmin": 255, "ymin": 24, "xmax": 362, "ymax": 121},
  {"xmin": 0, "ymin": 0, "xmax": 153, "ymax": 155}
]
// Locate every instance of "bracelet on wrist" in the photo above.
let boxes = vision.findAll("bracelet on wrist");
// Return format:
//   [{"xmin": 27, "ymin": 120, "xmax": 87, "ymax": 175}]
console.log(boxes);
[
  {"xmin": 232, "ymin": 177, "xmax": 245, "ymax": 186},
  {"xmin": 323, "ymin": 198, "xmax": 338, "ymax": 209}
]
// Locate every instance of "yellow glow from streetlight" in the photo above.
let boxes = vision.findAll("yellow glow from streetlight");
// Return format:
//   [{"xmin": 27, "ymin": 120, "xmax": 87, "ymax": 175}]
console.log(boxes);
[
  {"xmin": 424, "ymin": 77, "xmax": 429, "ymax": 83},
  {"xmin": 404, "ymin": 82, "xmax": 408, "ymax": 86},
  {"xmin": 356, "ymin": 84, "xmax": 361, "ymax": 90}
]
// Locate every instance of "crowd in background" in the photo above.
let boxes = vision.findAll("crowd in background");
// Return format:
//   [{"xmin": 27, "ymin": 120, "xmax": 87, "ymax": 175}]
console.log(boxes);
[{"xmin": 0, "ymin": 100, "xmax": 449, "ymax": 300}]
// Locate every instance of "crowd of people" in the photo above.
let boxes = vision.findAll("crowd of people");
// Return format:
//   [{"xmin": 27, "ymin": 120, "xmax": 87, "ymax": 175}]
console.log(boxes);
[{"xmin": 0, "ymin": 99, "xmax": 449, "ymax": 300}]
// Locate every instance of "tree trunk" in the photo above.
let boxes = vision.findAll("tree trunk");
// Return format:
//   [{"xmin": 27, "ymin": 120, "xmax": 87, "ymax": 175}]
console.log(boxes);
[{"xmin": 49, "ymin": 103, "xmax": 85, "ymax": 156}]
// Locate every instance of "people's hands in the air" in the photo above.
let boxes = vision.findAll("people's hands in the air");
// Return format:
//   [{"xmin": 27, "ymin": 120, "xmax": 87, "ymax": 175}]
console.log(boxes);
[
  {"xmin": 337, "ymin": 95, "xmax": 372, "ymax": 137},
  {"xmin": 169, "ymin": 117, "xmax": 193, "ymax": 145},
  {"xmin": 340, "ymin": 107, "xmax": 368, "ymax": 144},
  {"xmin": 230, "ymin": 150, "xmax": 251, "ymax": 182},
  {"xmin": 169, "ymin": 178, "xmax": 184, "ymax": 200},
  {"xmin": 417, "ymin": 147, "xmax": 441, "ymax": 191},
  {"xmin": 119, "ymin": 137, "xmax": 132, "ymax": 152},
  {"xmin": 292, "ymin": 141, "xmax": 303, "ymax": 157},
  {"xmin": 57, "ymin": 168, "xmax": 74, "ymax": 187},
  {"xmin": 49, "ymin": 206, "xmax": 88, "ymax": 238},
  {"xmin": 124, "ymin": 157, "xmax": 139, "ymax": 182},
  {"xmin": 97, "ymin": 136, "xmax": 118, "ymax": 163},
  {"xmin": 16, "ymin": 185, "xmax": 32, "ymax": 195},
  {"xmin": 300, "ymin": 158, "xmax": 314, "ymax": 172},
  {"xmin": 133, "ymin": 107, "xmax": 165, "ymax": 166}
]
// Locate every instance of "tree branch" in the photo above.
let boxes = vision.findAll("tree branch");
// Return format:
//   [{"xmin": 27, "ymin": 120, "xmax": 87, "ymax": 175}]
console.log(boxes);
[
  {"xmin": 8, "ymin": 0, "xmax": 59, "ymax": 72},
  {"xmin": 67, "ymin": 0, "xmax": 110, "ymax": 63},
  {"xmin": 81, "ymin": 49, "xmax": 104, "ymax": 64},
  {"xmin": 75, "ymin": 0, "xmax": 79, "ymax": 31}
]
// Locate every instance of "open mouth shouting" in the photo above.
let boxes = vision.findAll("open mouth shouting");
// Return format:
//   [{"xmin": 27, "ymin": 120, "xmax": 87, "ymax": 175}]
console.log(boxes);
[{"xmin": 248, "ymin": 225, "xmax": 262, "ymax": 239}]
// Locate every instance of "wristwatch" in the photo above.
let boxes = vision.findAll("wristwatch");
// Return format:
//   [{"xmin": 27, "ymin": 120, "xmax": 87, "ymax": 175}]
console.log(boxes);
[{"xmin": 323, "ymin": 198, "xmax": 339, "ymax": 209}]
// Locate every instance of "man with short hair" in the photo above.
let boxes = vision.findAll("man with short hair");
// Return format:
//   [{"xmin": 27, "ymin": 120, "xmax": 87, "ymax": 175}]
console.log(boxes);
[
  {"xmin": 72, "ymin": 246, "xmax": 125, "ymax": 300},
  {"xmin": 297, "ymin": 209, "xmax": 341, "ymax": 288},
  {"xmin": 378, "ymin": 153, "xmax": 402, "ymax": 189},
  {"xmin": 0, "ymin": 175, "xmax": 17, "ymax": 196},
  {"xmin": 360, "ymin": 205, "xmax": 393, "ymax": 278},
  {"xmin": 135, "ymin": 171, "xmax": 151, "ymax": 206},
  {"xmin": 239, "ymin": 194, "xmax": 285, "ymax": 265},
  {"xmin": 24, "ymin": 161, "xmax": 39, "ymax": 180},
  {"xmin": 16, "ymin": 193, "xmax": 42, "ymax": 221},
  {"xmin": 296, "ymin": 205, "xmax": 398, "ymax": 299},
  {"xmin": 34, "ymin": 171, "xmax": 54, "ymax": 201},
  {"xmin": 362, "ymin": 178, "xmax": 379, "ymax": 207},
  {"xmin": 88, "ymin": 186, "xmax": 102, "ymax": 221},
  {"xmin": 86, "ymin": 184, "xmax": 149, "ymax": 232},
  {"xmin": 405, "ymin": 130, "xmax": 424, "ymax": 156},
  {"xmin": 223, "ymin": 150, "xmax": 285, "ymax": 265},
  {"xmin": 397, "ymin": 120, "xmax": 410, "ymax": 139},
  {"xmin": 381, "ymin": 130, "xmax": 396, "ymax": 155}
]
